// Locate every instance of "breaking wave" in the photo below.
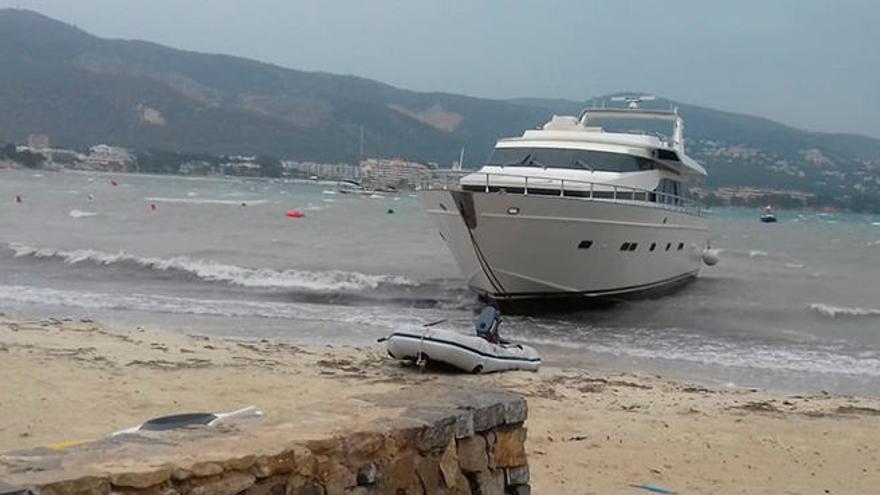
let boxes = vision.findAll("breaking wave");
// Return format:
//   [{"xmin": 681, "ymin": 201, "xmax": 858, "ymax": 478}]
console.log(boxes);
[
  {"xmin": 809, "ymin": 303, "xmax": 880, "ymax": 318},
  {"xmin": 69, "ymin": 209, "xmax": 98, "ymax": 218},
  {"xmin": 0, "ymin": 284, "xmax": 438, "ymax": 331},
  {"xmin": 7, "ymin": 244, "xmax": 416, "ymax": 292},
  {"xmin": 144, "ymin": 197, "xmax": 268, "ymax": 205}
]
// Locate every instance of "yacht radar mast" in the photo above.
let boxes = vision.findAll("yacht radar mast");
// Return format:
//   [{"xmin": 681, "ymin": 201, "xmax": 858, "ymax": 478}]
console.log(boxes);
[{"xmin": 609, "ymin": 95, "xmax": 656, "ymax": 109}]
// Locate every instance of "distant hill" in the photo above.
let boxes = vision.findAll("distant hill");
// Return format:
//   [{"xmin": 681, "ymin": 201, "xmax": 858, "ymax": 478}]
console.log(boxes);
[{"xmin": 1, "ymin": 8, "xmax": 879, "ymax": 204}]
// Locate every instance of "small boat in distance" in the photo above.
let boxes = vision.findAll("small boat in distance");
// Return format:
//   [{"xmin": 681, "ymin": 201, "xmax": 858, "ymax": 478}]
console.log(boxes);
[{"xmin": 760, "ymin": 205, "xmax": 778, "ymax": 223}]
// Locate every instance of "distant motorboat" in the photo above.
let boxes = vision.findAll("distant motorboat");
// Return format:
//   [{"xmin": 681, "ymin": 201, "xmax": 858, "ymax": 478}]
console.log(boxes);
[{"xmin": 760, "ymin": 205, "xmax": 777, "ymax": 223}]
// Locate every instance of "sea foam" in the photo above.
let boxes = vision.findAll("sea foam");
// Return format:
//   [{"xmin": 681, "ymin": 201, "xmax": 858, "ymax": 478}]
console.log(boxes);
[
  {"xmin": 7, "ymin": 243, "xmax": 415, "ymax": 292},
  {"xmin": 69, "ymin": 209, "xmax": 98, "ymax": 218},
  {"xmin": 809, "ymin": 303, "xmax": 880, "ymax": 318}
]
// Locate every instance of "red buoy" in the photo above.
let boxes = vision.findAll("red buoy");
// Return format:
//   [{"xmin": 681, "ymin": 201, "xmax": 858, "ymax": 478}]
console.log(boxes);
[{"xmin": 285, "ymin": 210, "xmax": 304, "ymax": 219}]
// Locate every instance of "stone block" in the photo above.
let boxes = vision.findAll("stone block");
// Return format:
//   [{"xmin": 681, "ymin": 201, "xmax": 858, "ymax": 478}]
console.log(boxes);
[
  {"xmin": 317, "ymin": 461, "xmax": 355, "ymax": 495},
  {"xmin": 493, "ymin": 428, "xmax": 527, "ymax": 468},
  {"xmin": 416, "ymin": 415, "xmax": 456, "ymax": 453},
  {"xmin": 245, "ymin": 476, "xmax": 288, "ymax": 495},
  {"xmin": 292, "ymin": 447, "xmax": 319, "ymax": 479},
  {"xmin": 190, "ymin": 462, "xmax": 224, "ymax": 478},
  {"xmin": 111, "ymin": 486, "xmax": 178, "ymax": 495},
  {"xmin": 415, "ymin": 457, "xmax": 440, "ymax": 495},
  {"xmin": 189, "ymin": 472, "xmax": 256, "ymax": 495},
  {"xmin": 504, "ymin": 466, "xmax": 529, "ymax": 486},
  {"xmin": 438, "ymin": 440, "xmax": 459, "ymax": 488},
  {"xmin": 453, "ymin": 410, "xmax": 474, "ymax": 439},
  {"xmin": 378, "ymin": 456, "xmax": 420, "ymax": 495},
  {"xmin": 473, "ymin": 470, "xmax": 504, "ymax": 495},
  {"xmin": 455, "ymin": 436, "xmax": 487, "ymax": 473},
  {"xmin": 224, "ymin": 456, "xmax": 257, "ymax": 472},
  {"xmin": 471, "ymin": 403, "xmax": 505, "ymax": 433},
  {"xmin": 286, "ymin": 478, "xmax": 325, "ymax": 495},
  {"xmin": 502, "ymin": 397, "xmax": 527, "ymax": 425},
  {"xmin": 173, "ymin": 468, "xmax": 194, "ymax": 482},
  {"xmin": 110, "ymin": 466, "xmax": 173, "ymax": 489},
  {"xmin": 355, "ymin": 463, "xmax": 380, "ymax": 486},
  {"xmin": 339, "ymin": 432, "xmax": 385, "ymax": 459},
  {"xmin": 254, "ymin": 450, "xmax": 297, "ymax": 478}
]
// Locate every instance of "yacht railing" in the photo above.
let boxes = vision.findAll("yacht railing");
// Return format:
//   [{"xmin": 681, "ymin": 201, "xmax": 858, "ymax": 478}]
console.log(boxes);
[{"xmin": 419, "ymin": 170, "xmax": 705, "ymax": 217}]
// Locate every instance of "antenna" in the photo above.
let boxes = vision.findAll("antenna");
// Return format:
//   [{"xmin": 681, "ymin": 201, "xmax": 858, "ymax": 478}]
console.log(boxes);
[
  {"xmin": 610, "ymin": 95, "xmax": 656, "ymax": 109},
  {"xmin": 457, "ymin": 146, "xmax": 465, "ymax": 171}
]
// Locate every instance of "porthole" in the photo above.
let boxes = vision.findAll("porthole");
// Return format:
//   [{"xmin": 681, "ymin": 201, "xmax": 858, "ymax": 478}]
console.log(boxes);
[
  {"xmin": 507, "ymin": 206, "xmax": 520, "ymax": 215},
  {"xmin": 578, "ymin": 240, "xmax": 593, "ymax": 250}
]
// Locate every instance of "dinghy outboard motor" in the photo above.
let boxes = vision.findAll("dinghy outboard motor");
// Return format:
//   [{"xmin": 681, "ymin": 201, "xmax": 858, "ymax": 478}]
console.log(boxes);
[{"xmin": 475, "ymin": 306, "xmax": 502, "ymax": 344}]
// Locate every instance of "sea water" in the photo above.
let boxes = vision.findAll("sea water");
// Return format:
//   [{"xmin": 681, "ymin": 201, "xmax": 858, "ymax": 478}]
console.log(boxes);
[{"xmin": 2, "ymin": 169, "xmax": 879, "ymax": 394}]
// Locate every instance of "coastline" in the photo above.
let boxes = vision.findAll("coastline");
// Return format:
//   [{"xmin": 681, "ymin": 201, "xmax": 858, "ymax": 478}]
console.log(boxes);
[{"xmin": 2, "ymin": 316, "xmax": 879, "ymax": 493}]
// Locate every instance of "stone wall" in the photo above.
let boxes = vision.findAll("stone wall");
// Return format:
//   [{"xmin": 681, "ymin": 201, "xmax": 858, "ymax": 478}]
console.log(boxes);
[{"xmin": 0, "ymin": 387, "xmax": 530, "ymax": 495}]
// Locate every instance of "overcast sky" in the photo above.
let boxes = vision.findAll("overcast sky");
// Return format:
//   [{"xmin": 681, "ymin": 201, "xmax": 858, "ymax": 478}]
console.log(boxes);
[{"xmin": 3, "ymin": 0, "xmax": 878, "ymax": 137}]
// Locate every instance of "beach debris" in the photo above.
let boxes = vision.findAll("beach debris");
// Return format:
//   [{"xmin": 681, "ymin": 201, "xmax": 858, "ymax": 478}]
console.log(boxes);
[
  {"xmin": 112, "ymin": 406, "xmax": 263, "ymax": 435},
  {"xmin": 630, "ymin": 483, "xmax": 677, "ymax": 494},
  {"xmin": 285, "ymin": 209, "xmax": 304, "ymax": 218}
]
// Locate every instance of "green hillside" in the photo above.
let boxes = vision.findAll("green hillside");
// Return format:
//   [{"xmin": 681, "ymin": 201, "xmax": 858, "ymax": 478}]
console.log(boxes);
[{"xmin": 1, "ymin": 8, "xmax": 878, "ymax": 206}]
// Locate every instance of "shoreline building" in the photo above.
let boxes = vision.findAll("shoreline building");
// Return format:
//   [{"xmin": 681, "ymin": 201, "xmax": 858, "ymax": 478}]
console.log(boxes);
[
  {"xmin": 282, "ymin": 161, "xmax": 358, "ymax": 180},
  {"xmin": 359, "ymin": 158, "xmax": 433, "ymax": 190}
]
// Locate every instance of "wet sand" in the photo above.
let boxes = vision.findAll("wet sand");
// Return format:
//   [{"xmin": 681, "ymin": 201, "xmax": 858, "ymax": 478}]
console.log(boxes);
[{"xmin": 2, "ymin": 317, "xmax": 879, "ymax": 494}]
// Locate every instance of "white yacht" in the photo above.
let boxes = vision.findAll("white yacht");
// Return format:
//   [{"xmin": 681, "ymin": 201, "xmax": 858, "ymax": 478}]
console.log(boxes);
[{"xmin": 420, "ymin": 96, "xmax": 715, "ymax": 308}]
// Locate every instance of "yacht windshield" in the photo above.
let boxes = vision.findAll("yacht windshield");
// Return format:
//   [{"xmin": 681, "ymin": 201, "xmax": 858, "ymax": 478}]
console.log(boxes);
[{"xmin": 487, "ymin": 147, "xmax": 654, "ymax": 172}]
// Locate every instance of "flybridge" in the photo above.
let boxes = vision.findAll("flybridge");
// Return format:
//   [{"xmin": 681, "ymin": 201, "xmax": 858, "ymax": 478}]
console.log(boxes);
[{"xmin": 503, "ymin": 98, "xmax": 706, "ymax": 176}]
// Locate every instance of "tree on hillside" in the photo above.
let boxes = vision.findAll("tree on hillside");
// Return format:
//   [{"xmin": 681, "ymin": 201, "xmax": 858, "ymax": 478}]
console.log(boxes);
[
  {"xmin": 1, "ymin": 143, "xmax": 45, "ymax": 168},
  {"xmin": 256, "ymin": 155, "xmax": 282, "ymax": 178}
]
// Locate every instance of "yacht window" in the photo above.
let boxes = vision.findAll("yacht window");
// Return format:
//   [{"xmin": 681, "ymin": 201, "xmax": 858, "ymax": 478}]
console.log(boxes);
[
  {"xmin": 620, "ymin": 242, "xmax": 630, "ymax": 251},
  {"xmin": 677, "ymin": 242, "xmax": 684, "ymax": 251},
  {"xmin": 656, "ymin": 179, "xmax": 683, "ymax": 205},
  {"xmin": 487, "ymin": 147, "xmax": 654, "ymax": 172},
  {"xmin": 657, "ymin": 149, "xmax": 680, "ymax": 161},
  {"xmin": 578, "ymin": 240, "xmax": 593, "ymax": 250},
  {"xmin": 665, "ymin": 242, "xmax": 671, "ymax": 251},
  {"xmin": 628, "ymin": 243, "xmax": 638, "ymax": 251},
  {"xmin": 649, "ymin": 242, "xmax": 656, "ymax": 251}
]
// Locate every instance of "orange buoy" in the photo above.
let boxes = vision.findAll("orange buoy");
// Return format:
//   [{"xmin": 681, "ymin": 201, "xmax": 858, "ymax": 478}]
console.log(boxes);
[{"xmin": 285, "ymin": 210, "xmax": 304, "ymax": 219}]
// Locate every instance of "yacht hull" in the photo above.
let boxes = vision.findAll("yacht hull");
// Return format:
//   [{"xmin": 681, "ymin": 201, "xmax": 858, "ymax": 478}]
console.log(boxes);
[{"xmin": 421, "ymin": 190, "xmax": 708, "ymax": 308}]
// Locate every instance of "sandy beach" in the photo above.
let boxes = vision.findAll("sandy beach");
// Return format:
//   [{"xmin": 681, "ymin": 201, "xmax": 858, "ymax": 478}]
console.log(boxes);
[{"xmin": 2, "ymin": 317, "xmax": 879, "ymax": 494}]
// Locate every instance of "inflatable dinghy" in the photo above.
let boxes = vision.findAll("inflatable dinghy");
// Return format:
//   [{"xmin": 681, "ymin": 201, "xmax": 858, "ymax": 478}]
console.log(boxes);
[{"xmin": 384, "ymin": 328, "xmax": 541, "ymax": 373}]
